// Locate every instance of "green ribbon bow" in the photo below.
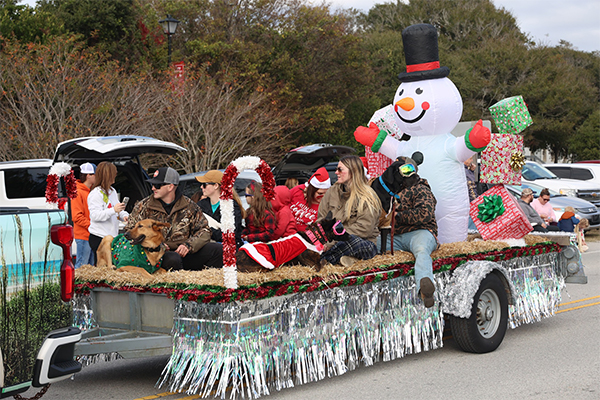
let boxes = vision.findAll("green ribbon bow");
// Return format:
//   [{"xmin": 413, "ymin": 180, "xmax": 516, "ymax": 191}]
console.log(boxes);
[{"xmin": 477, "ymin": 194, "xmax": 505, "ymax": 223}]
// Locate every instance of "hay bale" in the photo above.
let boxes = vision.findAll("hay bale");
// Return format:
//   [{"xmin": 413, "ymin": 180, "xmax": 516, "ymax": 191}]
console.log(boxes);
[{"xmin": 74, "ymin": 234, "xmax": 553, "ymax": 289}]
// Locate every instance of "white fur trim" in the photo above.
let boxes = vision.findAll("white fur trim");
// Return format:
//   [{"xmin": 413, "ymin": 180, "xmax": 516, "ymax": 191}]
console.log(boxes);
[
  {"xmin": 309, "ymin": 175, "xmax": 331, "ymax": 189},
  {"xmin": 232, "ymin": 156, "xmax": 261, "ymax": 172},
  {"xmin": 240, "ymin": 243, "xmax": 276, "ymax": 269}
]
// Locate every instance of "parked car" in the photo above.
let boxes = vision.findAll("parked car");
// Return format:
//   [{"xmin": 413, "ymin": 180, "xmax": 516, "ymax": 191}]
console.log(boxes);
[
  {"xmin": 544, "ymin": 163, "xmax": 600, "ymax": 187},
  {"xmin": 271, "ymin": 143, "xmax": 356, "ymax": 185},
  {"xmin": 521, "ymin": 161, "xmax": 600, "ymax": 208},
  {"xmin": 0, "ymin": 159, "xmax": 57, "ymax": 210},
  {"xmin": 179, "ymin": 169, "xmax": 261, "ymax": 210},
  {"xmin": 53, "ymin": 136, "xmax": 186, "ymax": 213},
  {"xmin": 505, "ymin": 182, "xmax": 600, "ymax": 230}
]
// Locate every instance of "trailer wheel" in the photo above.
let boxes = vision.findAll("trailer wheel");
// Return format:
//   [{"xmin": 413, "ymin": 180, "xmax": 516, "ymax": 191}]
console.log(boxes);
[{"xmin": 450, "ymin": 273, "xmax": 508, "ymax": 353}]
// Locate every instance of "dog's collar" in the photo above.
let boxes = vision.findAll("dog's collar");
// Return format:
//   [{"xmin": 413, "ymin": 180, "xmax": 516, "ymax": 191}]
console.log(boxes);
[
  {"xmin": 144, "ymin": 244, "xmax": 163, "ymax": 253},
  {"xmin": 378, "ymin": 176, "xmax": 401, "ymax": 200}
]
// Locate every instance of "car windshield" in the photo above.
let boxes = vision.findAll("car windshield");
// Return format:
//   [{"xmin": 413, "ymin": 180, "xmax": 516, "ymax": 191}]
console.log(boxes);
[{"xmin": 522, "ymin": 163, "xmax": 559, "ymax": 180}]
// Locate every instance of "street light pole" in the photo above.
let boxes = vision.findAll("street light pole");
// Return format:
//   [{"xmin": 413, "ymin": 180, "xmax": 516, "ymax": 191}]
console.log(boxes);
[
  {"xmin": 167, "ymin": 34, "xmax": 172, "ymax": 65},
  {"xmin": 158, "ymin": 15, "xmax": 180, "ymax": 66}
]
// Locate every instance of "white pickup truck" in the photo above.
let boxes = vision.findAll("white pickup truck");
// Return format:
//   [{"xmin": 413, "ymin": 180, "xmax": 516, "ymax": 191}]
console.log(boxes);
[{"xmin": 0, "ymin": 208, "xmax": 81, "ymax": 398}]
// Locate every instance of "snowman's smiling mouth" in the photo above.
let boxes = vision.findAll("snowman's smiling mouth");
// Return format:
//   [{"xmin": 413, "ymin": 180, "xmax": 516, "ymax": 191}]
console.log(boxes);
[{"xmin": 396, "ymin": 108, "xmax": 427, "ymax": 124}]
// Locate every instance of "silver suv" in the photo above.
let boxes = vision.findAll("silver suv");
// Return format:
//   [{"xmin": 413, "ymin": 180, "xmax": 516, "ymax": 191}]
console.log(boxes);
[{"xmin": 544, "ymin": 163, "xmax": 600, "ymax": 187}]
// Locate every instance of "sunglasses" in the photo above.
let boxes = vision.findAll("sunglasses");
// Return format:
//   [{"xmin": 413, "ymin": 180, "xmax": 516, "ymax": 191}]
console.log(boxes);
[
  {"xmin": 201, "ymin": 182, "xmax": 216, "ymax": 188},
  {"xmin": 399, "ymin": 163, "xmax": 416, "ymax": 177},
  {"xmin": 540, "ymin": 197, "xmax": 550, "ymax": 202},
  {"xmin": 152, "ymin": 183, "xmax": 166, "ymax": 189},
  {"xmin": 245, "ymin": 193, "xmax": 254, "ymax": 197},
  {"xmin": 336, "ymin": 167, "xmax": 345, "ymax": 173}
]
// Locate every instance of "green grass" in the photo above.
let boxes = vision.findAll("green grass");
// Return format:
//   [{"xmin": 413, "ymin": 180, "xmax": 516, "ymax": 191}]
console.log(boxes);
[
  {"xmin": 0, "ymin": 215, "xmax": 73, "ymax": 387},
  {"xmin": 1, "ymin": 283, "xmax": 72, "ymax": 387}
]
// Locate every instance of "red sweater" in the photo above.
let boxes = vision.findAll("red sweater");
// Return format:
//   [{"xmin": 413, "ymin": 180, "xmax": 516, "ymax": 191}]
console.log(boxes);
[{"xmin": 289, "ymin": 184, "xmax": 319, "ymax": 232}]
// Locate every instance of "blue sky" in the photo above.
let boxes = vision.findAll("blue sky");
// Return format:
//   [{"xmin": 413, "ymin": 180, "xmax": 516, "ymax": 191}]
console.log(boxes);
[{"xmin": 326, "ymin": 0, "xmax": 600, "ymax": 52}]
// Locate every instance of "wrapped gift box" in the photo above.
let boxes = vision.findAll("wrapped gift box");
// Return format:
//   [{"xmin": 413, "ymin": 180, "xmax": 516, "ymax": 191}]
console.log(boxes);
[
  {"xmin": 369, "ymin": 104, "xmax": 404, "ymax": 140},
  {"xmin": 470, "ymin": 184, "xmax": 532, "ymax": 240},
  {"xmin": 489, "ymin": 95, "xmax": 533, "ymax": 135},
  {"xmin": 365, "ymin": 105, "xmax": 406, "ymax": 178},
  {"xmin": 365, "ymin": 146, "xmax": 392, "ymax": 178},
  {"xmin": 480, "ymin": 134, "xmax": 524, "ymax": 185}
]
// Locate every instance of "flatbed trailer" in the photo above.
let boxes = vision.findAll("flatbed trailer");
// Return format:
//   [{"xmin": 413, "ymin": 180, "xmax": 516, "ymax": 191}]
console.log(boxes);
[{"xmin": 72, "ymin": 233, "xmax": 586, "ymax": 398}]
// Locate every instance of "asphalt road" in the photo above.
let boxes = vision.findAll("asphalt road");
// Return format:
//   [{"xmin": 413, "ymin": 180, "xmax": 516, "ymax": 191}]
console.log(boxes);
[{"xmin": 38, "ymin": 241, "xmax": 600, "ymax": 400}]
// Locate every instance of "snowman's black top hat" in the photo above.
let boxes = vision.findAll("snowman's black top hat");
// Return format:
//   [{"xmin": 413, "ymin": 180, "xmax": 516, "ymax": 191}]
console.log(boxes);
[{"xmin": 397, "ymin": 23, "xmax": 450, "ymax": 82}]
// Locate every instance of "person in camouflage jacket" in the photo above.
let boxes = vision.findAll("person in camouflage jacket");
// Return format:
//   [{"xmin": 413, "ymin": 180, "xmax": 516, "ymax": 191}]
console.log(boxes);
[
  {"xmin": 126, "ymin": 167, "xmax": 223, "ymax": 271},
  {"xmin": 390, "ymin": 156, "xmax": 438, "ymax": 308}
]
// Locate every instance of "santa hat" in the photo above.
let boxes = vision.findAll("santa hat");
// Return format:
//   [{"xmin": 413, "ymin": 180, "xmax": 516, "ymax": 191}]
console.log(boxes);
[{"xmin": 308, "ymin": 167, "xmax": 331, "ymax": 189}]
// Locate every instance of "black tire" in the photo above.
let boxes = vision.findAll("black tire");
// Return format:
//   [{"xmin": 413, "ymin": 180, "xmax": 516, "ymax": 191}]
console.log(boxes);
[{"xmin": 450, "ymin": 272, "xmax": 509, "ymax": 353}]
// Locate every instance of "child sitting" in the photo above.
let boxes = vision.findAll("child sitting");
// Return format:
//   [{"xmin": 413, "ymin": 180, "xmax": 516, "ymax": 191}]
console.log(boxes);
[
  {"xmin": 242, "ymin": 182, "xmax": 276, "ymax": 243},
  {"xmin": 557, "ymin": 206, "xmax": 580, "ymax": 232},
  {"xmin": 271, "ymin": 185, "xmax": 297, "ymax": 240}
]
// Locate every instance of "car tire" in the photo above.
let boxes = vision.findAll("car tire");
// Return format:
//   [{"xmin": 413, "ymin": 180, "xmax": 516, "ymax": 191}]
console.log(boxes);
[{"xmin": 450, "ymin": 272, "xmax": 508, "ymax": 353}]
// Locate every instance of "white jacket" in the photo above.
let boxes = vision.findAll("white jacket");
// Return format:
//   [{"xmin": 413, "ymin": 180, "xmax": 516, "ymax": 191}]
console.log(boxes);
[{"xmin": 87, "ymin": 186, "xmax": 129, "ymax": 238}]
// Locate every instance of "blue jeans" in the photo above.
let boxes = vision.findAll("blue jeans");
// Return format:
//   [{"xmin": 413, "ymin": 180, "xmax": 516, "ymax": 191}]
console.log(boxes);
[
  {"xmin": 75, "ymin": 239, "xmax": 94, "ymax": 269},
  {"xmin": 377, "ymin": 229, "xmax": 436, "ymax": 292}
]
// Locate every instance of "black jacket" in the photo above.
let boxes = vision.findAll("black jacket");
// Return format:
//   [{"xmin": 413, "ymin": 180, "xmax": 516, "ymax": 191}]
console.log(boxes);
[{"xmin": 198, "ymin": 197, "xmax": 244, "ymax": 248}]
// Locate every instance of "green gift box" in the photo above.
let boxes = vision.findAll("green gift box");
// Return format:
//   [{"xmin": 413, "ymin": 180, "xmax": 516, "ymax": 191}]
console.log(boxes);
[{"xmin": 489, "ymin": 95, "xmax": 533, "ymax": 135}]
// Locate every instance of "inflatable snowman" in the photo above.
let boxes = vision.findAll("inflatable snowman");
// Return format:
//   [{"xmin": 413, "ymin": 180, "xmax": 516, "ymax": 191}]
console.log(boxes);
[{"xmin": 355, "ymin": 23, "xmax": 490, "ymax": 244}]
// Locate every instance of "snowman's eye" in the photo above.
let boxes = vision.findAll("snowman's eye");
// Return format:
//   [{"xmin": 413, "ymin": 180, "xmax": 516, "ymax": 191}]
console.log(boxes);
[
  {"xmin": 415, "ymin": 88, "xmax": 423, "ymax": 95},
  {"xmin": 398, "ymin": 89, "xmax": 404, "ymax": 97}
]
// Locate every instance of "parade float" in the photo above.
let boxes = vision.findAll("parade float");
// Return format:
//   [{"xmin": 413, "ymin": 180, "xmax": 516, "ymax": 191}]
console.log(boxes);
[
  {"xmin": 70, "ymin": 23, "xmax": 587, "ymax": 399},
  {"xmin": 71, "ymin": 154, "xmax": 585, "ymax": 398}
]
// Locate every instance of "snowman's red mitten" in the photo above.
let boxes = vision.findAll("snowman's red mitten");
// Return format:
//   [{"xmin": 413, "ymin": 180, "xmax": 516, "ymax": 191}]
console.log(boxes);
[
  {"xmin": 465, "ymin": 119, "xmax": 491, "ymax": 152},
  {"xmin": 354, "ymin": 122, "xmax": 389, "ymax": 152}
]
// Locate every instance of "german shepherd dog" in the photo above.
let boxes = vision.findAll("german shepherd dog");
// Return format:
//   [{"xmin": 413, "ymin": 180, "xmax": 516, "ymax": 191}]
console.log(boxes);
[
  {"xmin": 236, "ymin": 212, "xmax": 350, "ymax": 273},
  {"xmin": 96, "ymin": 219, "xmax": 171, "ymax": 278}
]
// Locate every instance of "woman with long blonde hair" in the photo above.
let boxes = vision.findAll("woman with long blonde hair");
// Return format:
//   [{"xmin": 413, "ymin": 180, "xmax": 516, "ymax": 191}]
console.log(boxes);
[{"xmin": 317, "ymin": 155, "xmax": 381, "ymax": 266}]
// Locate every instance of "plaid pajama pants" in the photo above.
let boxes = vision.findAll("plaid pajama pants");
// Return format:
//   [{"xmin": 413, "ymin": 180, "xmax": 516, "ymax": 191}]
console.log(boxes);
[{"xmin": 321, "ymin": 234, "xmax": 377, "ymax": 265}]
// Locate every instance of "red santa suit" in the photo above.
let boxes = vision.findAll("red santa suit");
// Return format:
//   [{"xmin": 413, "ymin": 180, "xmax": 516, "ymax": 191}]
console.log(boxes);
[{"xmin": 240, "ymin": 233, "xmax": 322, "ymax": 269}]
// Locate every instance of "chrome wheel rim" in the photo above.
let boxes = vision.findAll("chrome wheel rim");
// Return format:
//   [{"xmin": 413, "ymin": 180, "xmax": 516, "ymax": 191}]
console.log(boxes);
[{"xmin": 476, "ymin": 288, "xmax": 501, "ymax": 338}]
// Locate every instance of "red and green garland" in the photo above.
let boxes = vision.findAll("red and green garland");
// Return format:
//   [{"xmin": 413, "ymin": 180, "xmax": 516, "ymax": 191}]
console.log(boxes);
[{"xmin": 75, "ymin": 242, "xmax": 561, "ymax": 304}]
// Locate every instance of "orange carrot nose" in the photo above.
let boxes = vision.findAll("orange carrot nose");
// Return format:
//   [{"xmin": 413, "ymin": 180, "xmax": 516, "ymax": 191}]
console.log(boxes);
[{"xmin": 395, "ymin": 97, "xmax": 415, "ymax": 111}]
